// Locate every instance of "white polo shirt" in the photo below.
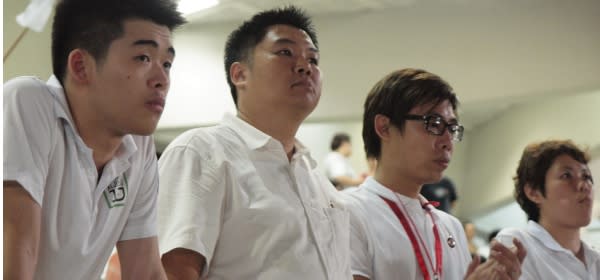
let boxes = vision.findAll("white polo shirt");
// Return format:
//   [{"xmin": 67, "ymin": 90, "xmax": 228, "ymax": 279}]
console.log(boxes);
[
  {"xmin": 158, "ymin": 113, "xmax": 351, "ymax": 280},
  {"xmin": 497, "ymin": 221, "xmax": 600, "ymax": 280},
  {"xmin": 344, "ymin": 177, "xmax": 472, "ymax": 280},
  {"xmin": 323, "ymin": 151, "xmax": 357, "ymax": 181},
  {"xmin": 3, "ymin": 76, "xmax": 159, "ymax": 280}
]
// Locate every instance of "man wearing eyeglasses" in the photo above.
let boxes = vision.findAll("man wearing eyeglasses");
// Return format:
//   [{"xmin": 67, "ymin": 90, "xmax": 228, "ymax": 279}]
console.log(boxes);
[{"xmin": 344, "ymin": 68, "xmax": 527, "ymax": 280}]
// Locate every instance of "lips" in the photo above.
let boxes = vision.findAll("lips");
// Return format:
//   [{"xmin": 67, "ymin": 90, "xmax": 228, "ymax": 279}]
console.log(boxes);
[
  {"xmin": 145, "ymin": 96, "xmax": 165, "ymax": 113},
  {"xmin": 578, "ymin": 196, "xmax": 593, "ymax": 204},
  {"xmin": 434, "ymin": 157, "xmax": 450, "ymax": 169},
  {"xmin": 291, "ymin": 79, "xmax": 314, "ymax": 89}
]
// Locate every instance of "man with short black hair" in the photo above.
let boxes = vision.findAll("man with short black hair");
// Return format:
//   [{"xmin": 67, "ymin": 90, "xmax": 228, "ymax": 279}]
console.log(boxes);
[
  {"xmin": 3, "ymin": 0, "xmax": 185, "ymax": 279},
  {"xmin": 158, "ymin": 6, "xmax": 350, "ymax": 280}
]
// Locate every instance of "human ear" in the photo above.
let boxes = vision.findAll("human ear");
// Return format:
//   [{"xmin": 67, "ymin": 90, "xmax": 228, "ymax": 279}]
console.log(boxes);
[
  {"xmin": 66, "ymin": 49, "xmax": 94, "ymax": 84},
  {"xmin": 374, "ymin": 114, "xmax": 391, "ymax": 140},
  {"xmin": 230, "ymin": 62, "xmax": 248, "ymax": 89},
  {"xmin": 524, "ymin": 184, "xmax": 544, "ymax": 204}
]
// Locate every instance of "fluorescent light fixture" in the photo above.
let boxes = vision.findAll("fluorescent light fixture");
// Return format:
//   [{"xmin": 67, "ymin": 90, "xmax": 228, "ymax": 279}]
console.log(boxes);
[{"xmin": 178, "ymin": 0, "xmax": 219, "ymax": 15}]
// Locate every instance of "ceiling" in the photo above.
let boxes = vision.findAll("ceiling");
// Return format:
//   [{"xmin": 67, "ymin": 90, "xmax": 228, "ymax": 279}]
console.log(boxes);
[
  {"xmin": 4, "ymin": 0, "xmax": 600, "ymax": 140},
  {"xmin": 169, "ymin": 0, "xmax": 600, "ymax": 130}
]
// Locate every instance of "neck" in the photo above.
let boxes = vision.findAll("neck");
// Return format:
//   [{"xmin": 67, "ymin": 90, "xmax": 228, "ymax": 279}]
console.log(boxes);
[
  {"xmin": 539, "ymin": 218, "xmax": 582, "ymax": 256},
  {"xmin": 237, "ymin": 111, "xmax": 300, "ymax": 160},
  {"xmin": 65, "ymin": 86, "xmax": 123, "ymax": 171},
  {"xmin": 374, "ymin": 164, "xmax": 421, "ymax": 199}
]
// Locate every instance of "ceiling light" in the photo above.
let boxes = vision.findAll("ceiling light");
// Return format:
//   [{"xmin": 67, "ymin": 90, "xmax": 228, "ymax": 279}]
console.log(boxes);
[{"xmin": 178, "ymin": 0, "xmax": 219, "ymax": 15}]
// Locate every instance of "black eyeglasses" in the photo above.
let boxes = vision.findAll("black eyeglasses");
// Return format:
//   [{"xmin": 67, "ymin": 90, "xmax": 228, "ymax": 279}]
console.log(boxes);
[{"xmin": 404, "ymin": 114, "xmax": 464, "ymax": 142}]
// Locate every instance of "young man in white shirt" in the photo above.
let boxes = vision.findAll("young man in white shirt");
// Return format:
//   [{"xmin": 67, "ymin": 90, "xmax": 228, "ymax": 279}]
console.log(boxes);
[
  {"xmin": 345, "ymin": 68, "xmax": 527, "ymax": 280},
  {"xmin": 3, "ymin": 0, "xmax": 185, "ymax": 279},
  {"xmin": 324, "ymin": 133, "xmax": 366, "ymax": 189},
  {"xmin": 158, "ymin": 6, "xmax": 350, "ymax": 280},
  {"xmin": 497, "ymin": 140, "xmax": 599, "ymax": 279}
]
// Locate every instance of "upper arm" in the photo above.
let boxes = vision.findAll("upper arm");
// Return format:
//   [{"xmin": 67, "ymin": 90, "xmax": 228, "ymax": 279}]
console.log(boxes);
[
  {"xmin": 120, "ymin": 140, "xmax": 159, "ymax": 241},
  {"xmin": 3, "ymin": 180, "xmax": 42, "ymax": 280},
  {"xmin": 117, "ymin": 236, "xmax": 165, "ymax": 280},
  {"xmin": 348, "ymin": 201, "xmax": 374, "ymax": 278},
  {"xmin": 157, "ymin": 142, "xmax": 226, "ymax": 274},
  {"xmin": 161, "ymin": 248, "xmax": 205, "ymax": 280}
]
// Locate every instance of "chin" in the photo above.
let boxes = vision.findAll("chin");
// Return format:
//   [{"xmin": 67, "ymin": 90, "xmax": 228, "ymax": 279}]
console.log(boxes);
[{"xmin": 130, "ymin": 123, "xmax": 158, "ymax": 136}]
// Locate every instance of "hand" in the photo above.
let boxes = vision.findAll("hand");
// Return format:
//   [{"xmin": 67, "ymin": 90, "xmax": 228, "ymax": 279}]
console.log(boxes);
[
  {"xmin": 464, "ymin": 238, "xmax": 527, "ymax": 280},
  {"xmin": 488, "ymin": 238, "xmax": 527, "ymax": 280}
]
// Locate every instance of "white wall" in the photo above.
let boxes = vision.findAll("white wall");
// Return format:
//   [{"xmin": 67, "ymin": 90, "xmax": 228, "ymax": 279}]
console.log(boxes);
[
  {"xmin": 295, "ymin": 119, "xmax": 469, "ymax": 201},
  {"xmin": 459, "ymin": 90, "xmax": 600, "ymax": 219}
]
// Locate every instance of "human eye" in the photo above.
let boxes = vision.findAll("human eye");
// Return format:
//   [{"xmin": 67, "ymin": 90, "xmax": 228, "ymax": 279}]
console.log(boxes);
[
  {"xmin": 583, "ymin": 173, "xmax": 594, "ymax": 184},
  {"xmin": 163, "ymin": 61, "xmax": 172, "ymax": 71},
  {"xmin": 135, "ymin": 54, "xmax": 151, "ymax": 63},
  {"xmin": 309, "ymin": 57, "xmax": 319, "ymax": 65},
  {"xmin": 276, "ymin": 49, "xmax": 292, "ymax": 56},
  {"xmin": 427, "ymin": 115, "xmax": 443, "ymax": 128},
  {"xmin": 560, "ymin": 172, "xmax": 572, "ymax": 179}
]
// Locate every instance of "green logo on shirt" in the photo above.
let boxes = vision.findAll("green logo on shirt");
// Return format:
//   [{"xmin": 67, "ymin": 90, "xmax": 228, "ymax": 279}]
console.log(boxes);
[{"xmin": 103, "ymin": 174, "xmax": 128, "ymax": 208}]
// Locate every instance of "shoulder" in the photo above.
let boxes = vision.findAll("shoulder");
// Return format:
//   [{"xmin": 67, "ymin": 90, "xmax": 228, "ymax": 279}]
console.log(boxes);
[
  {"xmin": 4, "ymin": 76, "xmax": 54, "ymax": 106},
  {"xmin": 4, "ymin": 76, "xmax": 47, "ymax": 92},
  {"xmin": 161, "ymin": 125, "xmax": 248, "ymax": 165},
  {"xmin": 434, "ymin": 209, "xmax": 462, "ymax": 230}
]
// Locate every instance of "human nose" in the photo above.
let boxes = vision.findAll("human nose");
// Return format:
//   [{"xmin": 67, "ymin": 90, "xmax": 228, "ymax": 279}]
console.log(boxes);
[
  {"xmin": 294, "ymin": 57, "xmax": 312, "ymax": 76},
  {"xmin": 578, "ymin": 178, "xmax": 593, "ymax": 193},
  {"xmin": 437, "ymin": 126, "xmax": 454, "ymax": 151},
  {"xmin": 148, "ymin": 63, "xmax": 169, "ymax": 92}
]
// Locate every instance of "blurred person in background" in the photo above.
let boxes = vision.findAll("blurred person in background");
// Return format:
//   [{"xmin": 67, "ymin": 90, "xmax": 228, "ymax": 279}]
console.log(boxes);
[
  {"xmin": 420, "ymin": 177, "xmax": 457, "ymax": 213},
  {"xmin": 324, "ymin": 132, "xmax": 366, "ymax": 190}
]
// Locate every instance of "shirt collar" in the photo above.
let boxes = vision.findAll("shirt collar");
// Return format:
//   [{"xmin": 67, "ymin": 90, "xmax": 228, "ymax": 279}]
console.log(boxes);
[
  {"xmin": 220, "ymin": 113, "xmax": 317, "ymax": 168},
  {"xmin": 362, "ymin": 177, "xmax": 431, "ymax": 210},
  {"xmin": 527, "ymin": 221, "xmax": 578, "ymax": 253},
  {"xmin": 47, "ymin": 75, "xmax": 75, "ymax": 125},
  {"xmin": 46, "ymin": 75, "xmax": 138, "ymax": 161},
  {"xmin": 528, "ymin": 221, "xmax": 600, "ymax": 264}
]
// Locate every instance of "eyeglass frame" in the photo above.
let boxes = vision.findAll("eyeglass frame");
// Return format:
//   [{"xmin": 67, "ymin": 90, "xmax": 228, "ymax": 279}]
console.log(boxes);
[{"xmin": 402, "ymin": 114, "xmax": 464, "ymax": 142}]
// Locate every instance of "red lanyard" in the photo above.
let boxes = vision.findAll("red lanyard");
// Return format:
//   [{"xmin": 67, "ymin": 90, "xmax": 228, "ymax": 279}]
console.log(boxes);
[{"xmin": 380, "ymin": 195, "xmax": 443, "ymax": 280}]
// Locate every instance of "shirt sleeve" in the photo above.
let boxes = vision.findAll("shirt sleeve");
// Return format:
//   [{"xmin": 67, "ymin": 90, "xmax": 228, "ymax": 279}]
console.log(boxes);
[
  {"xmin": 347, "ymin": 200, "xmax": 373, "ymax": 278},
  {"xmin": 119, "ymin": 138, "xmax": 159, "ymax": 241},
  {"xmin": 3, "ymin": 78, "xmax": 54, "ymax": 206},
  {"xmin": 157, "ymin": 136, "xmax": 226, "ymax": 277}
]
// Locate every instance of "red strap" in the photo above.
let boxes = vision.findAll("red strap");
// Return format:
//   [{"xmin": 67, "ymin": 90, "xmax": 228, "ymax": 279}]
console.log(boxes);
[{"xmin": 380, "ymin": 195, "xmax": 442, "ymax": 280}]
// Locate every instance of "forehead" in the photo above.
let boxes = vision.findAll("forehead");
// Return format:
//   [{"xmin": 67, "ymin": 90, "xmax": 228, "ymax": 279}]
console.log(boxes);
[
  {"xmin": 549, "ymin": 154, "xmax": 589, "ymax": 172},
  {"xmin": 260, "ymin": 24, "xmax": 316, "ymax": 48},
  {"xmin": 409, "ymin": 99, "xmax": 457, "ymax": 119},
  {"xmin": 118, "ymin": 19, "xmax": 173, "ymax": 45}
]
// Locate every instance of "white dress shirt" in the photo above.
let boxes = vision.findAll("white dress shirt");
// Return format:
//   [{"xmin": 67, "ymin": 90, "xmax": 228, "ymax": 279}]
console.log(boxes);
[
  {"xmin": 158, "ymin": 113, "xmax": 351, "ymax": 280},
  {"xmin": 344, "ymin": 177, "xmax": 472, "ymax": 280},
  {"xmin": 497, "ymin": 221, "xmax": 600, "ymax": 280}
]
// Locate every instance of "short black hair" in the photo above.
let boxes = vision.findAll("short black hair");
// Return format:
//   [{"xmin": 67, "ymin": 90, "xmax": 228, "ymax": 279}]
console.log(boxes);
[
  {"xmin": 224, "ymin": 5, "xmax": 317, "ymax": 107},
  {"xmin": 52, "ymin": 0, "xmax": 186, "ymax": 85},
  {"xmin": 331, "ymin": 133, "xmax": 351, "ymax": 151},
  {"xmin": 362, "ymin": 68, "xmax": 459, "ymax": 159},
  {"xmin": 514, "ymin": 140, "xmax": 590, "ymax": 222}
]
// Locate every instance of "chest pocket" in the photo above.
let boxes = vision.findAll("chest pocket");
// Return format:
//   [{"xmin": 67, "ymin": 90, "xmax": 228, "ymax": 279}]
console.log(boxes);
[{"xmin": 306, "ymin": 203, "xmax": 350, "ymax": 280}]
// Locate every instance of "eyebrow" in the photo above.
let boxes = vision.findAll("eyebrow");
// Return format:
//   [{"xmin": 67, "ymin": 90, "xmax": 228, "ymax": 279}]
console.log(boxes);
[
  {"xmin": 560, "ymin": 166, "xmax": 591, "ymax": 174},
  {"xmin": 427, "ymin": 112, "xmax": 459, "ymax": 123},
  {"xmin": 273, "ymin": 38, "xmax": 319, "ymax": 53},
  {"xmin": 133, "ymin": 39, "xmax": 175, "ymax": 56}
]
